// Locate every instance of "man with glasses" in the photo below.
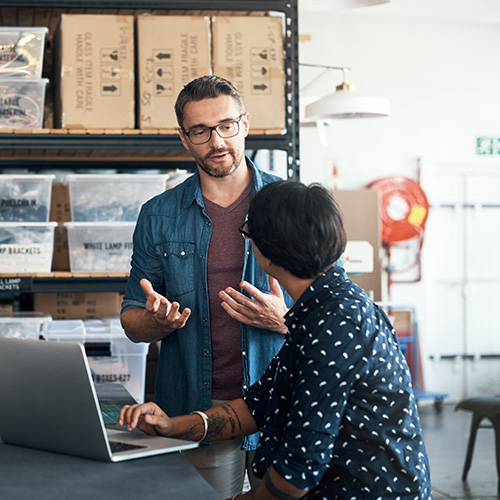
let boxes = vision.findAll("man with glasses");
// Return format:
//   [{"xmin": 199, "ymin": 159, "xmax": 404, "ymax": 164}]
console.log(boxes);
[{"xmin": 120, "ymin": 75, "xmax": 292, "ymax": 498}]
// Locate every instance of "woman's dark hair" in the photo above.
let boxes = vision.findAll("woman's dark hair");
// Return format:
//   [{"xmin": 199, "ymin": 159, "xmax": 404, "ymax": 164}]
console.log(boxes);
[
  {"xmin": 174, "ymin": 75, "xmax": 245, "ymax": 128},
  {"xmin": 248, "ymin": 181, "xmax": 346, "ymax": 279}
]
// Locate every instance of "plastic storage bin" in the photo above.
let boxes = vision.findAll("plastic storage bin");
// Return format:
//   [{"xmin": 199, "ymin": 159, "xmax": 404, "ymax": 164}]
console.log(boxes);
[
  {"xmin": 0, "ymin": 174, "xmax": 54, "ymax": 222},
  {"xmin": 0, "ymin": 27, "xmax": 48, "ymax": 78},
  {"xmin": 67, "ymin": 174, "xmax": 168, "ymax": 222},
  {"xmin": 0, "ymin": 78, "xmax": 49, "ymax": 129},
  {"xmin": 44, "ymin": 318, "xmax": 149, "ymax": 403},
  {"xmin": 65, "ymin": 221, "xmax": 135, "ymax": 272},
  {"xmin": 0, "ymin": 222, "xmax": 56, "ymax": 272},
  {"xmin": 0, "ymin": 312, "xmax": 52, "ymax": 339}
]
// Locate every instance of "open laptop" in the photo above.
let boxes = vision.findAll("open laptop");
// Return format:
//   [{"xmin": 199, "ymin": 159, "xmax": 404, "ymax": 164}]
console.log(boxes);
[{"xmin": 0, "ymin": 337, "xmax": 198, "ymax": 462}]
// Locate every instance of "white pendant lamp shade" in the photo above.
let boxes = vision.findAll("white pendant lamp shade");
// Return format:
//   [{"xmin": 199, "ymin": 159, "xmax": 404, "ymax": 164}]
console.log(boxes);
[
  {"xmin": 305, "ymin": 88, "xmax": 391, "ymax": 120},
  {"xmin": 300, "ymin": 64, "xmax": 391, "ymax": 123}
]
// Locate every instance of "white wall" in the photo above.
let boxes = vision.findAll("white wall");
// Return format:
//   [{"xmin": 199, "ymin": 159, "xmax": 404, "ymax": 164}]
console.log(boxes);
[
  {"xmin": 297, "ymin": 1, "xmax": 500, "ymax": 402},
  {"xmin": 298, "ymin": 8, "xmax": 500, "ymax": 186}
]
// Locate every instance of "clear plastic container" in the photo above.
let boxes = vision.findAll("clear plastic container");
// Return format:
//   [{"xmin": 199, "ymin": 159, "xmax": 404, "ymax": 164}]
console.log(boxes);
[
  {"xmin": 67, "ymin": 174, "xmax": 168, "ymax": 222},
  {"xmin": 0, "ymin": 174, "xmax": 54, "ymax": 222},
  {"xmin": 43, "ymin": 317, "xmax": 149, "ymax": 403},
  {"xmin": 0, "ymin": 221, "xmax": 56, "ymax": 272},
  {"xmin": 0, "ymin": 78, "xmax": 49, "ymax": 129},
  {"xmin": 0, "ymin": 27, "xmax": 48, "ymax": 78},
  {"xmin": 0, "ymin": 312, "xmax": 52, "ymax": 339},
  {"xmin": 65, "ymin": 221, "xmax": 135, "ymax": 273}
]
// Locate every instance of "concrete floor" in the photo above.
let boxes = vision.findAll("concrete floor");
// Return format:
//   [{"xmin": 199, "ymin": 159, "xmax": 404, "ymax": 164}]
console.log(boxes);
[{"xmin": 418, "ymin": 402, "xmax": 499, "ymax": 499}]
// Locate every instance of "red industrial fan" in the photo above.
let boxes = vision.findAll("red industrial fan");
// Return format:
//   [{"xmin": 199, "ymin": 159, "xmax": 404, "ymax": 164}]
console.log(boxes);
[{"xmin": 368, "ymin": 176, "xmax": 429, "ymax": 294}]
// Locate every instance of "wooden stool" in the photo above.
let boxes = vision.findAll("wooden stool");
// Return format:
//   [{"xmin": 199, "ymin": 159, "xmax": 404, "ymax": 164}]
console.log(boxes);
[{"xmin": 455, "ymin": 397, "xmax": 500, "ymax": 492}]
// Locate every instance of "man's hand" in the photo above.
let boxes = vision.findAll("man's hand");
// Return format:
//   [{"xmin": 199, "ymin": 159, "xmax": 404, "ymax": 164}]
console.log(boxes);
[
  {"xmin": 141, "ymin": 278, "xmax": 191, "ymax": 333},
  {"xmin": 117, "ymin": 402, "xmax": 172, "ymax": 436},
  {"xmin": 219, "ymin": 276, "xmax": 288, "ymax": 334}
]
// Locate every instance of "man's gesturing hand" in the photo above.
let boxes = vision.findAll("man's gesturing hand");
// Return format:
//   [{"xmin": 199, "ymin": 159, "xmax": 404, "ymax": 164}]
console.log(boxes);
[
  {"xmin": 219, "ymin": 276, "xmax": 288, "ymax": 334},
  {"xmin": 141, "ymin": 278, "xmax": 191, "ymax": 333}
]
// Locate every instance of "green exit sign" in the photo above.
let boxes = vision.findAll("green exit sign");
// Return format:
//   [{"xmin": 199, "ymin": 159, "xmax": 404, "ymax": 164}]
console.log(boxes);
[{"xmin": 476, "ymin": 136, "xmax": 494, "ymax": 155}]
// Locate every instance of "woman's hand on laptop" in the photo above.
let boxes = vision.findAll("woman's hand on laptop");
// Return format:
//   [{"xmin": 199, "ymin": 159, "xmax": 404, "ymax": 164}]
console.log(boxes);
[{"xmin": 117, "ymin": 402, "xmax": 171, "ymax": 436}]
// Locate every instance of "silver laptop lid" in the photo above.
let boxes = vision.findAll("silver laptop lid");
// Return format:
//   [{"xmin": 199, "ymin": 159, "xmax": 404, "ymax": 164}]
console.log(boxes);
[{"xmin": 0, "ymin": 337, "xmax": 112, "ymax": 460}]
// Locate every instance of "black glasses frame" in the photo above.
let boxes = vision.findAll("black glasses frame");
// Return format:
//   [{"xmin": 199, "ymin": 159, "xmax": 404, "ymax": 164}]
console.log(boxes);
[
  {"xmin": 182, "ymin": 114, "xmax": 244, "ymax": 145},
  {"xmin": 239, "ymin": 220, "xmax": 252, "ymax": 241}
]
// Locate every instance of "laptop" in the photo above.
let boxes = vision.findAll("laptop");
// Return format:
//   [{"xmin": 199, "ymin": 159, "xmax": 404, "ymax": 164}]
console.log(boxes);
[{"xmin": 0, "ymin": 337, "xmax": 198, "ymax": 462}]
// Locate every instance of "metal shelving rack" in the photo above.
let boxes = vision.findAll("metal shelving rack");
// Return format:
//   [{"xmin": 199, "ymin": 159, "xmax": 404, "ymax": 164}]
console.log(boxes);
[
  {"xmin": 0, "ymin": 0, "xmax": 300, "ymax": 294},
  {"xmin": 0, "ymin": 0, "xmax": 300, "ymax": 179}
]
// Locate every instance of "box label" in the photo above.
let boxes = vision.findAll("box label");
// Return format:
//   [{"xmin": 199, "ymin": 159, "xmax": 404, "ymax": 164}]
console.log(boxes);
[
  {"xmin": 137, "ymin": 16, "xmax": 211, "ymax": 129},
  {"xmin": 59, "ymin": 15, "xmax": 135, "ymax": 129},
  {"xmin": 212, "ymin": 16, "xmax": 285, "ymax": 131},
  {"xmin": 0, "ymin": 244, "xmax": 52, "ymax": 272}
]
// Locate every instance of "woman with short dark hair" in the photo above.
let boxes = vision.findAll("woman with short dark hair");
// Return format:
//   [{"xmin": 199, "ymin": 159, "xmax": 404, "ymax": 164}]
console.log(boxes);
[{"xmin": 119, "ymin": 181, "xmax": 433, "ymax": 500}]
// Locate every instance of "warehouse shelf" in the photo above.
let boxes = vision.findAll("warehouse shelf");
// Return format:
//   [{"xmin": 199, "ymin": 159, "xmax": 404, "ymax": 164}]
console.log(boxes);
[
  {"xmin": 0, "ymin": 273, "xmax": 128, "ymax": 293},
  {"xmin": 0, "ymin": 0, "xmax": 300, "ymax": 180},
  {"xmin": 0, "ymin": 0, "xmax": 300, "ymax": 295},
  {"xmin": 0, "ymin": 130, "xmax": 295, "ymax": 157}
]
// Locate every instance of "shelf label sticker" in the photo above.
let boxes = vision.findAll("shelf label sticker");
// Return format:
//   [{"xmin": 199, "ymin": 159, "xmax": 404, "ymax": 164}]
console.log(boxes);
[{"xmin": 0, "ymin": 276, "xmax": 33, "ymax": 292}]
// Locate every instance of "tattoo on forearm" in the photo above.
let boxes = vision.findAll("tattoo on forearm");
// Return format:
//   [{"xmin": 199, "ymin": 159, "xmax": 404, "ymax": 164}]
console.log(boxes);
[
  {"xmin": 206, "ymin": 403, "xmax": 244, "ymax": 439},
  {"xmin": 182, "ymin": 426, "xmax": 202, "ymax": 441},
  {"xmin": 223, "ymin": 403, "xmax": 243, "ymax": 432}
]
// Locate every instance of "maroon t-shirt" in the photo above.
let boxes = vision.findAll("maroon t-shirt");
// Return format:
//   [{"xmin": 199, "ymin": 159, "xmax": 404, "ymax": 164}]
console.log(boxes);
[{"xmin": 203, "ymin": 183, "xmax": 251, "ymax": 400}]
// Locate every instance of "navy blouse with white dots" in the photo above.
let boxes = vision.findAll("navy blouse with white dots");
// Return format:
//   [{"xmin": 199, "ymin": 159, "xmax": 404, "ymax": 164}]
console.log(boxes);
[{"xmin": 244, "ymin": 266, "xmax": 433, "ymax": 500}]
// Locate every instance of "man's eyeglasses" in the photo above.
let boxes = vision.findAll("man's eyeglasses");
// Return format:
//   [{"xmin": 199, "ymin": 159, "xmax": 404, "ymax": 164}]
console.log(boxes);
[
  {"xmin": 239, "ymin": 219, "xmax": 252, "ymax": 241},
  {"xmin": 183, "ymin": 114, "xmax": 244, "ymax": 145}
]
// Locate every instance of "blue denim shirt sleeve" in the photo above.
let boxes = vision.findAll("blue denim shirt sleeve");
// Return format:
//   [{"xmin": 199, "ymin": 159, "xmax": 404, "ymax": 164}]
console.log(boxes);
[{"xmin": 121, "ymin": 158, "xmax": 293, "ymax": 451}]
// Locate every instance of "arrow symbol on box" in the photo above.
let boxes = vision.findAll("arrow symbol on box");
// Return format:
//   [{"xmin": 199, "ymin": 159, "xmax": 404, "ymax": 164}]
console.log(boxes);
[
  {"xmin": 156, "ymin": 53, "xmax": 171, "ymax": 60},
  {"xmin": 103, "ymin": 85, "xmax": 118, "ymax": 92},
  {"xmin": 253, "ymin": 83, "xmax": 268, "ymax": 91}
]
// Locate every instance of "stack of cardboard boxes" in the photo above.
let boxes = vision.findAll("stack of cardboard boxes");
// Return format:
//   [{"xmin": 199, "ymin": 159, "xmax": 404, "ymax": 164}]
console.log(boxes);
[{"xmin": 54, "ymin": 13, "xmax": 286, "ymax": 132}]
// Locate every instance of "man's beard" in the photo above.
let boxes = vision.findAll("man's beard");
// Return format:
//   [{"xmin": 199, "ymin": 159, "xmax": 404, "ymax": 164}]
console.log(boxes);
[{"xmin": 196, "ymin": 147, "xmax": 241, "ymax": 178}]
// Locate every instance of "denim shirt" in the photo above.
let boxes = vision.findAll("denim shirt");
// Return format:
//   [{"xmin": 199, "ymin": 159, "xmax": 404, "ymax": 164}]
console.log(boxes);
[{"xmin": 121, "ymin": 157, "xmax": 292, "ymax": 449}]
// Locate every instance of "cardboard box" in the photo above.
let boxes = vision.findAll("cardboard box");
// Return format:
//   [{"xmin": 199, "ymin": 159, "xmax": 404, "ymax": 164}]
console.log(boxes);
[
  {"xmin": 137, "ymin": 15, "xmax": 211, "ymax": 130},
  {"xmin": 34, "ymin": 292, "xmax": 123, "ymax": 320},
  {"xmin": 387, "ymin": 308, "xmax": 423, "ymax": 387},
  {"xmin": 55, "ymin": 14, "xmax": 135, "ymax": 129},
  {"xmin": 333, "ymin": 189, "xmax": 382, "ymax": 301},
  {"xmin": 212, "ymin": 16, "xmax": 285, "ymax": 133},
  {"xmin": 49, "ymin": 182, "xmax": 71, "ymax": 271}
]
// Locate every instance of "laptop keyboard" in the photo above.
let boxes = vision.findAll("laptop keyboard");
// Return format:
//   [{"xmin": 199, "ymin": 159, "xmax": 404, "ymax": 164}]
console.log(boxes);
[
  {"xmin": 109, "ymin": 441, "xmax": 147, "ymax": 453},
  {"xmin": 99, "ymin": 399, "xmax": 125, "ymax": 425}
]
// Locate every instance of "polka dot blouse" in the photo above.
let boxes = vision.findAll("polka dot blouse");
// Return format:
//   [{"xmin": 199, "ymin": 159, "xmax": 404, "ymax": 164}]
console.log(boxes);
[{"xmin": 244, "ymin": 266, "xmax": 433, "ymax": 500}]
